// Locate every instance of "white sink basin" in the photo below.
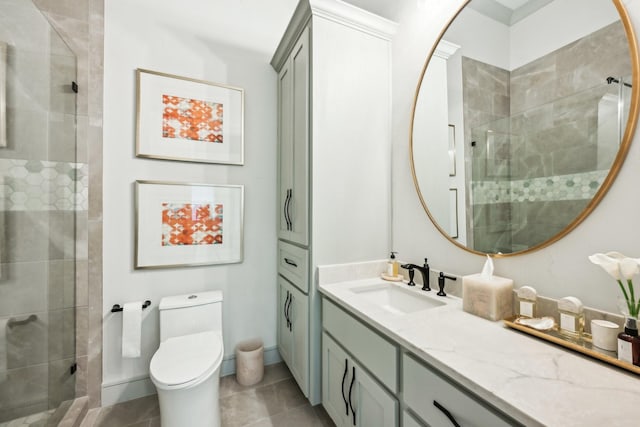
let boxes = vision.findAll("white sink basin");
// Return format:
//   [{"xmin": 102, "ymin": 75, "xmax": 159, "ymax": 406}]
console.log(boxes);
[{"xmin": 350, "ymin": 283, "xmax": 446, "ymax": 315}]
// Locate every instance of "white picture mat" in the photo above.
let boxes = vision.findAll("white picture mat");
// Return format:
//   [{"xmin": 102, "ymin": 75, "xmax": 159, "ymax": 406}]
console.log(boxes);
[
  {"xmin": 135, "ymin": 181, "xmax": 243, "ymax": 268},
  {"xmin": 136, "ymin": 69, "xmax": 243, "ymax": 164}
]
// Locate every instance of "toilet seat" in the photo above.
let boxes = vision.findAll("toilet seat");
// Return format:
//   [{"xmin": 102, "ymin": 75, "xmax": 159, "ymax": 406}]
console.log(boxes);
[{"xmin": 150, "ymin": 330, "xmax": 223, "ymax": 390}]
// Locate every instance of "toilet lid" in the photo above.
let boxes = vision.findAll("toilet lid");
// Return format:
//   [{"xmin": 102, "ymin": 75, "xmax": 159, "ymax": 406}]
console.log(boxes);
[{"xmin": 150, "ymin": 331, "xmax": 223, "ymax": 388}]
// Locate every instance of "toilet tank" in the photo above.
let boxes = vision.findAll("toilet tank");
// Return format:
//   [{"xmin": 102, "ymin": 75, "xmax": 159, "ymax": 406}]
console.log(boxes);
[{"xmin": 158, "ymin": 291, "xmax": 223, "ymax": 342}]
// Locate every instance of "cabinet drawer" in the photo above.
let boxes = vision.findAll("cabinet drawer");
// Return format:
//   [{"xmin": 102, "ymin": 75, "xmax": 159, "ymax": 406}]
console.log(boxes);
[
  {"xmin": 278, "ymin": 241, "xmax": 309, "ymax": 293},
  {"xmin": 403, "ymin": 354, "xmax": 516, "ymax": 427},
  {"xmin": 323, "ymin": 299, "xmax": 398, "ymax": 392}
]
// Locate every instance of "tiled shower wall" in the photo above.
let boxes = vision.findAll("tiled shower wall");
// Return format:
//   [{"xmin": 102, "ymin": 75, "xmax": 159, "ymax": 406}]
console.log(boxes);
[
  {"xmin": 463, "ymin": 22, "xmax": 630, "ymax": 253},
  {"xmin": 32, "ymin": 0, "xmax": 104, "ymax": 410}
]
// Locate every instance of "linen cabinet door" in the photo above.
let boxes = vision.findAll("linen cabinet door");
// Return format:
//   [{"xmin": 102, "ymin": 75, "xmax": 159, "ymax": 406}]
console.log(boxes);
[
  {"xmin": 288, "ymin": 282, "xmax": 309, "ymax": 396},
  {"xmin": 322, "ymin": 333, "xmax": 351, "ymax": 427},
  {"xmin": 288, "ymin": 27, "xmax": 309, "ymax": 246},
  {"xmin": 277, "ymin": 59, "xmax": 293, "ymax": 241},
  {"xmin": 277, "ymin": 278, "xmax": 292, "ymax": 366}
]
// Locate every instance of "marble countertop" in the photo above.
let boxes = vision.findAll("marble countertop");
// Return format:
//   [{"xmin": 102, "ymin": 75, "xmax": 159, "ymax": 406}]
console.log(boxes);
[{"xmin": 319, "ymin": 276, "xmax": 640, "ymax": 427}]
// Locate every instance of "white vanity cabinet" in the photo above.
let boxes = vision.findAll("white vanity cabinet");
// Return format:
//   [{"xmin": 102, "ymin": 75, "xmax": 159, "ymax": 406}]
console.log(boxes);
[
  {"xmin": 322, "ymin": 333, "xmax": 398, "ymax": 427},
  {"xmin": 321, "ymin": 296, "xmax": 519, "ymax": 427},
  {"xmin": 277, "ymin": 276, "xmax": 309, "ymax": 394},
  {"xmin": 272, "ymin": 0, "xmax": 395, "ymax": 404}
]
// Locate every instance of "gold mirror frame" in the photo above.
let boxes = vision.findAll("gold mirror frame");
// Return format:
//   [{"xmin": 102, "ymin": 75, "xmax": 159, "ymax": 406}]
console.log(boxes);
[{"xmin": 409, "ymin": 0, "xmax": 640, "ymax": 258}]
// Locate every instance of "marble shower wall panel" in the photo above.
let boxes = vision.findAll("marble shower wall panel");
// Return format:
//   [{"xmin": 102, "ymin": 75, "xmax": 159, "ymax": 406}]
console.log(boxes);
[
  {"xmin": 510, "ymin": 199, "xmax": 590, "ymax": 249},
  {"xmin": 510, "ymin": 22, "xmax": 630, "ymax": 180},
  {"xmin": 511, "ymin": 22, "xmax": 631, "ymax": 114},
  {"xmin": 462, "ymin": 57, "xmax": 511, "ymax": 248}
]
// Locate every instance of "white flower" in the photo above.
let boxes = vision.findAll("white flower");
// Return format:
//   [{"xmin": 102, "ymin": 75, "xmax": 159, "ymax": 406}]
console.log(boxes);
[
  {"xmin": 589, "ymin": 252, "xmax": 640, "ymax": 317},
  {"xmin": 588, "ymin": 252, "xmax": 640, "ymax": 281}
]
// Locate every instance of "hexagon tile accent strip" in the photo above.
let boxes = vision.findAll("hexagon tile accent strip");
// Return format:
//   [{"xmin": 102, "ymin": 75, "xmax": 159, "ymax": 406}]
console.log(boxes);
[
  {"xmin": 0, "ymin": 159, "xmax": 88, "ymax": 211},
  {"xmin": 471, "ymin": 169, "xmax": 608, "ymax": 205}
]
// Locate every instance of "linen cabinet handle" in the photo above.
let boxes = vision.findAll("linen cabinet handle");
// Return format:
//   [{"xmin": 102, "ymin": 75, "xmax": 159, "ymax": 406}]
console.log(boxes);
[
  {"xmin": 284, "ymin": 291, "xmax": 290, "ymax": 329},
  {"xmin": 433, "ymin": 400, "xmax": 461, "ymax": 427},
  {"xmin": 284, "ymin": 258, "xmax": 298, "ymax": 268},
  {"xmin": 348, "ymin": 366, "xmax": 356, "ymax": 426},
  {"xmin": 284, "ymin": 189, "xmax": 292, "ymax": 230},
  {"xmin": 286, "ymin": 189, "xmax": 293, "ymax": 230},
  {"xmin": 286, "ymin": 293, "xmax": 293, "ymax": 332},
  {"xmin": 341, "ymin": 358, "xmax": 349, "ymax": 415}
]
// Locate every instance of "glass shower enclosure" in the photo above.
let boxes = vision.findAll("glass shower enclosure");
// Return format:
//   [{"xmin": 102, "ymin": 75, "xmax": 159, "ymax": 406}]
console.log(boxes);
[{"xmin": 0, "ymin": 0, "xmax": 79, "ymax": 424}]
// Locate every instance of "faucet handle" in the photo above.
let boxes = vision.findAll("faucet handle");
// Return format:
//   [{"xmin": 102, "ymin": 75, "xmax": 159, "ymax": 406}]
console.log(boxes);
[
  {"xmin": 407, "ymin": 269, "xmax": 416, "ymax": 286},
  {"xmin": 437, "ymin": 272, "xmax": 457, "ymax": 296},
  {"xmin": 401, "ymin": 264, "xmax": 417, "ymax": 287}
]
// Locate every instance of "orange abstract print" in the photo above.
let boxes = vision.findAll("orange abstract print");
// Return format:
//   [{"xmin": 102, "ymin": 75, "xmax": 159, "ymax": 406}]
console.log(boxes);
[
  {"xmin": 162, "ymin": 95, "xmax": 223, "ymax": 143},
  {"xmin": 161, "ymin": 203, "xmax": 223, "ymax": 246}
]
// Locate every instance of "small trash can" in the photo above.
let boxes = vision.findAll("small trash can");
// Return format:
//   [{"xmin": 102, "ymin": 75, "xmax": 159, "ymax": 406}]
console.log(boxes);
[{"xmin": 235, "ymin": 338, "xmax": 264, "ymax": 386}]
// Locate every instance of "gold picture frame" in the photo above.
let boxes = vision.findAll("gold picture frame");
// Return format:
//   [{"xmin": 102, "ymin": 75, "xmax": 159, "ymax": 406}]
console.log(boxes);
[{"xmin": 136, "ymin": 69, "xmax": 244, "ymax": 165}]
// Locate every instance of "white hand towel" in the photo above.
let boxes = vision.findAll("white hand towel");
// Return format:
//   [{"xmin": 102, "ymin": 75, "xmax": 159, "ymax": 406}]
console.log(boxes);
[{"xmin": 122, "ymin": 302, "xmax": 142, "ymax": 358}]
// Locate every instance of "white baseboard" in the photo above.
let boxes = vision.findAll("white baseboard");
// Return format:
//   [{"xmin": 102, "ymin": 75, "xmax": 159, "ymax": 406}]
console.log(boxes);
[{"xmin": 101, "ymin": 346, "xmax": 282, "ymax": 406}]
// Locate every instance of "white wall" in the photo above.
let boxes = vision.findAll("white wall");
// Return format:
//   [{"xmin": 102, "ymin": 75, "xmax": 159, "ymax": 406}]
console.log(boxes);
[
  {"xmin": 103, "ymin": 0, "xmax": 296, "ymax": 403},
  {"xmin": 392, "ymin": 0, "xmax": 640, "ymax": 314}
]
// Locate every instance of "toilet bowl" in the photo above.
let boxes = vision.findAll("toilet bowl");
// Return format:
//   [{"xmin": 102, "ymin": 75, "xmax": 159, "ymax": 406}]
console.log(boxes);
[
  {"xmin": 150, "ymin": 331, "xmax": 223, "ymax": 426},
  {"xmin": 149, "ymin": 291, "xmax": 224, "ymax": 427}
]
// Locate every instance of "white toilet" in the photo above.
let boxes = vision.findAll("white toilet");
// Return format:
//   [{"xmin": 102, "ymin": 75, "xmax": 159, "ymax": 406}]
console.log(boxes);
[{"xmin": 150, "ymin": 291, "xmax": 224, "ymax": 427}]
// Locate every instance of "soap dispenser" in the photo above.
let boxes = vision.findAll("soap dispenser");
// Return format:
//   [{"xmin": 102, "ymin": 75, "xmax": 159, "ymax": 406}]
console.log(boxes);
[{"xmin": 387, "ymin": 252, "xmax": 399, "ymax": 277}]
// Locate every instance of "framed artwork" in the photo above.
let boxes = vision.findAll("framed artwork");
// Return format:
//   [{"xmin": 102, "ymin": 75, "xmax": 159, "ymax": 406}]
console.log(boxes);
[
  {"xmin": 136, "ymin": 69, "xmax": 244, "ymax": 165},
  {"xmin": 135, "ymin": 180, "xmax": 244, "ymax": 269}
]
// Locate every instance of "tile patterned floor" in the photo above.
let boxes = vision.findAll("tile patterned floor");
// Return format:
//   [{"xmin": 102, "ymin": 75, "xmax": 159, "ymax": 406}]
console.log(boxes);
[{"xmin": 80, "ymin": 363, "xmax": 334, "ymax": 427}]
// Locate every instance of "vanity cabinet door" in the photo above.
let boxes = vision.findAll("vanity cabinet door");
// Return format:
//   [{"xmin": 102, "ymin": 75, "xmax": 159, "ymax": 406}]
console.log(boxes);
[
  {"xmin": 277, "ymin": 26, "xmax": 309, "ymax": 246},
  {"xmin": 350, "ymin": 359, "xmax": 398, "ymax": 427},
  {"xmin": 323, "ymin": 333, "xmax": 398, "ymax": 427},
  {"xmin": 322, "ymin": 332, "xmax": 351, "ymax": 427},
  {"xmin": 402, "ymin": 410, "xmax": 425, "ymax": 427}
]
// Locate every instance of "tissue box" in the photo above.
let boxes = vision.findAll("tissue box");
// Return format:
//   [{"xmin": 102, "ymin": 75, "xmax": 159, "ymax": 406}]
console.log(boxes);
[{"xmin": 462, "ymin": 273, "xmax": 513, "ymax": 321}]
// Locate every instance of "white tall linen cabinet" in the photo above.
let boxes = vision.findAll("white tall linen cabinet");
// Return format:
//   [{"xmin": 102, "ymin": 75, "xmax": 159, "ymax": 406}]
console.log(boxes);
[{"xmin": 271, "ymin": 0, "xmax": 395, "ymax": 404}]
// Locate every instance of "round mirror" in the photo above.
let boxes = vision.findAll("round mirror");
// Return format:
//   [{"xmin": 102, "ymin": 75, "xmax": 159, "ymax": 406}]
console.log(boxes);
[{"xmin": 411, "ymin": 0, "xmax": 639, "ymax": 256}]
